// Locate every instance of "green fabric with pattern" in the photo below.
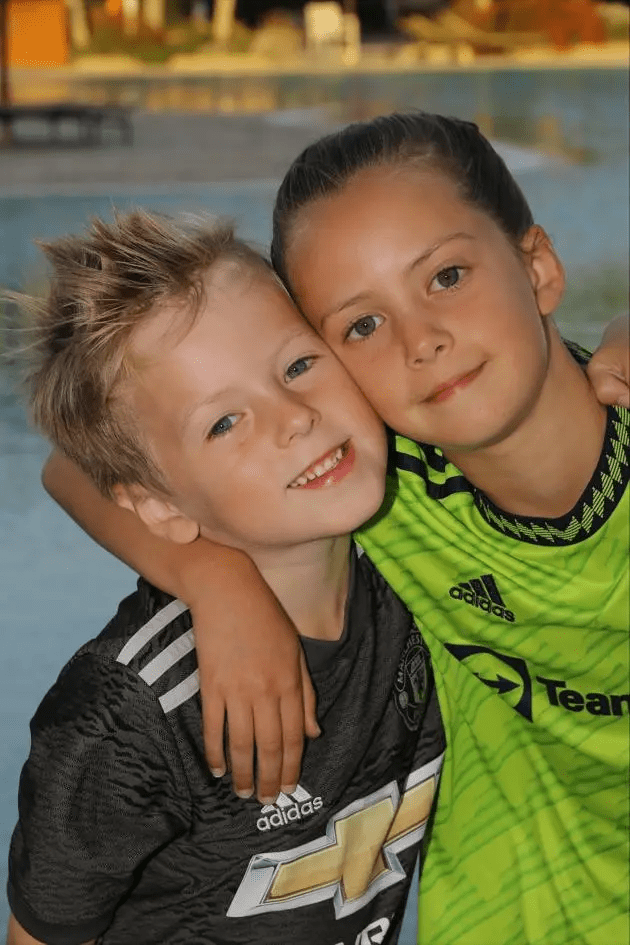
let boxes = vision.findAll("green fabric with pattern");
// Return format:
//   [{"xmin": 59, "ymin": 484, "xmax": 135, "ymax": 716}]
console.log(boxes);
[{"xmin": 358, "ymin": 406, "xmax": 630, "ymax": 945}]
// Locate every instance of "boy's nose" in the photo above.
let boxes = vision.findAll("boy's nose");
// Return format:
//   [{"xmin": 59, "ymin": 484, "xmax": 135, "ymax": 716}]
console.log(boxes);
[{"xmin": 274, "ymin": 391, "xmax": 320, "ymax": 446}]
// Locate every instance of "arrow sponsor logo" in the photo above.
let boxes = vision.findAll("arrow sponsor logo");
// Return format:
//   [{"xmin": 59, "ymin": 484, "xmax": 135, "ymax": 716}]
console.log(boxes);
[
  {"xmin": 444, "ymin": 644, "xmax": 533, "ymax": 720},
  {"xmin": 445, "ymin": 643, "xmax": 629, "ymax": 722}
]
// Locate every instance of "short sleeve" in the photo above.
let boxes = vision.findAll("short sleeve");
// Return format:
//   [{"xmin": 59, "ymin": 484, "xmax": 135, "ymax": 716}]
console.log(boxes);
[{"xmin": 7, "ymin": 653, "xmax": 192, "ymax": 945}]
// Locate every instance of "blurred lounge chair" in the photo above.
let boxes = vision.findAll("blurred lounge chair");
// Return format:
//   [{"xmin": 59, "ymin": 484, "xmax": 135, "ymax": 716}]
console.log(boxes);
[
  {"xmin": 436, "ymin": 9, "xmax": 545, "ymax": 48},
  {"xmin": 401, "ymin": 9, "xmax": 543, "ymax": 51}
]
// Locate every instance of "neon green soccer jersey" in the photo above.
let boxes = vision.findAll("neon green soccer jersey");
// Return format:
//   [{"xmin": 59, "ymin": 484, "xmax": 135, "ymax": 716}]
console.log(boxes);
[{"xmin": 358, "ymin": 405, "xmax": 629, "ymax": 945}]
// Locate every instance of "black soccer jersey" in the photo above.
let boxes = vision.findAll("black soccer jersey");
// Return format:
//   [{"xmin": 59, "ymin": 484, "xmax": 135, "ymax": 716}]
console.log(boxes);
[{"xmin": 8, "ymin": 547, "xmax": 445, "ymax": 945}]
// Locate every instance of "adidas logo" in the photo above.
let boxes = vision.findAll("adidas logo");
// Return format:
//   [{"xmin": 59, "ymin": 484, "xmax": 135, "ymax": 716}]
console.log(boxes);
[
  {"xmin": 449, "ymin": 573, "xmax": 515, "ymax": 622},
  {"xmin": 256, "ymin": 785, "xmax": 323, "ymax": 832}
]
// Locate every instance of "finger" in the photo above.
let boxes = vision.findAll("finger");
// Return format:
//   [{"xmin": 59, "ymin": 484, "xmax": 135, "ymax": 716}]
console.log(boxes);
[
  {"xmin": 589, "ymin": 369, "xmax": 630, "ymax": 407},
  {"xmin": 615, "ymin": 386, "xmax": 630, "ymax": 409},
  {"xmin": 252, "ymin": 702, "xmax": 284, "ymax": 804},
  {"xmin": 278, "ymin": 692, "xmax": 308, "ymax": 795},
  {"xmin": 225, "ymin": 700, "xmax": 255, "ymax": 800},
  {"xmin": 300, "ymin": 652, "xmax": 321, "ymax": 741},
  {"xmin": 201, "ymin": 694, "xmax": 227, "ymax": 778}
]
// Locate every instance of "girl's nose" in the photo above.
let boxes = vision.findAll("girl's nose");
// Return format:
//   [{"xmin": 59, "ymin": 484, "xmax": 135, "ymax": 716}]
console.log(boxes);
[{"xmin": 402, "ymin": 318, "xmax": 452, "ymax": 368}]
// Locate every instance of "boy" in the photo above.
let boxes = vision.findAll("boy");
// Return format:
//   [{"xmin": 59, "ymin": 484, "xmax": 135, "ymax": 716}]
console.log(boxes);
[{"xmin": 6, "ymin": 211, "xmax": 445, "ymax": 944}]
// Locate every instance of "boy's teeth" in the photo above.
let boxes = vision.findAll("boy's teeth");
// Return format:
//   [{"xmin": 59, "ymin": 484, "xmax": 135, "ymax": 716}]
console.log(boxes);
[{"xmin": 290, "ymin": 444, "xmax": 346, "ymax": 487}]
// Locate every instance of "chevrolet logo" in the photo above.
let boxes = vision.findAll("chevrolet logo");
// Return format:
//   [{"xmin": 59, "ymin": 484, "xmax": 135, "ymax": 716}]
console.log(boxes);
[{"xmin": 227, "ymin": 753, "xmax": 444, "ymax": 920}]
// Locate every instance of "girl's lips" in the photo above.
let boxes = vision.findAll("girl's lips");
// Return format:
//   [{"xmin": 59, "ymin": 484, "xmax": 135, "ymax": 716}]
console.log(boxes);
[
  {"xmin": 425, "ymin": 364, "xmax": 484, "ymax": 404},
  {"xmin": 290, "ymin": 442, "xmax": 355, "ymax": 490}
]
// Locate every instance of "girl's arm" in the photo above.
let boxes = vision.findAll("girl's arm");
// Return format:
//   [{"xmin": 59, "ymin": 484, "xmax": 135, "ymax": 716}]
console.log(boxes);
[
  {"xmin": 587, "ymin": 313, "xmax": 630, "ymax": 407},
  {"xmin": 42, "ymin": 451, "xmax": 319, "ymax": 803}
]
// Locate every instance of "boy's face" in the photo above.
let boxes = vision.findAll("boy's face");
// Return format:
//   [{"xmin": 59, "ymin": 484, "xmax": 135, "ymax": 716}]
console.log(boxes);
[
  {"xmin": 124, "ymin": 264, "xmax": 387, "ymax": 553},
  {"xmin": 285, "ymin": 165, "xmax": 565, "ymax": 452}
]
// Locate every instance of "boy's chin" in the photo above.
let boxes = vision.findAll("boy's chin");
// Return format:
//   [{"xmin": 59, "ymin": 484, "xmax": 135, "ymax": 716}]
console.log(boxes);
[{"xmin": 342, "ymin": 489, "xmax": 388, "ymax": 533}]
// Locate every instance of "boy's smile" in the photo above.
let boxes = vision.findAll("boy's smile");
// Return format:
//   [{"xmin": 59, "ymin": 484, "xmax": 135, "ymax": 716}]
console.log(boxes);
[
  {"xmin": 285, "ymin": 165, "xmax": 565, "ymax": 455},
  {"xmin": 288, "ymin": 440, "xmax": 353, "ymax": 488},
  {"xmin": 122, "ymin": 264, "xmax": 387, "ymax": 555}
]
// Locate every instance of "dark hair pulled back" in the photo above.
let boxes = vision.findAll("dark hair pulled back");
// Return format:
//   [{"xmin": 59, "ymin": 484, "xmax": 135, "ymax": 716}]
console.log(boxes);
[{"xmin": 271, "ymin": 111, "xmax": 534, "ymax": 288}]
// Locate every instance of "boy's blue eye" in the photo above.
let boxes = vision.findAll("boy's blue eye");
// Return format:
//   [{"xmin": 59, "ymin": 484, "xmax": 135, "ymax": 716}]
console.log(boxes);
[
  {"xmin": 346, "ymin": 314, "xmax": 383, "ymax": 341},
  {"xmin": 285, "ymin": 356, "xmax": 314, "ymax": 381},
  {"xmin": 434, "ymin": 266, "xmax": 462, "ymax": 289},
  {"xmin": 209, "ymin": 415, "xmax": 237, "ymax": 438}
]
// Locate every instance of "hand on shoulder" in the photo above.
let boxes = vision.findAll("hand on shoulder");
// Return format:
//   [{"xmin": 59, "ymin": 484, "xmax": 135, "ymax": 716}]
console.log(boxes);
[{"xmin": 588, "ymin": 314, "xmax": 630, "ymax": 408}]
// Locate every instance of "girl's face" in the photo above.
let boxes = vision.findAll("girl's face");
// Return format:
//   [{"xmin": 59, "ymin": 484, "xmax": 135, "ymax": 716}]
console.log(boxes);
[{"xmin": 284, "ymin": 164, "xmax": 564, "ymax": 453}]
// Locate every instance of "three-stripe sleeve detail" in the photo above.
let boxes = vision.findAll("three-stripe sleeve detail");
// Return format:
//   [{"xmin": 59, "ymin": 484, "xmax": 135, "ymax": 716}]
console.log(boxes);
[{"xmin": 116, "ymin": 599, "xmax": 199, "ymax": 714}]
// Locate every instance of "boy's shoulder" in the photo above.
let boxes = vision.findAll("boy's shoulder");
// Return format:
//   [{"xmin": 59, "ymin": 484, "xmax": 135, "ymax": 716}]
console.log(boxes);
[
  {"xmin": 22, "ymin": 580, "xmax": 196, "ymax": 839},
  {"xmin": 82, "ymin": 579, "xmax": 192, "ymax": 665},
  {"xmin": 60, "ymin": 580, "xmax": 198, "ymax": 718}
]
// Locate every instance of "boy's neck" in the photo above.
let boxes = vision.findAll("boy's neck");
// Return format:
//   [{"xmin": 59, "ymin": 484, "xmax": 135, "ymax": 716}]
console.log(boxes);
[
  {"xmin": 443, "ymin": 330, "xmax": 608, "ymax": 519},
  {"xmin": 251, "ymin": 535, "xmax": 352, "ymax": 643}
]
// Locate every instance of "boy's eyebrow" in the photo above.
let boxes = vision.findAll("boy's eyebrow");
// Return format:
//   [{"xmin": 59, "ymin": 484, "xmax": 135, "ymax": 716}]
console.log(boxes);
[
  {"xmin": 319, "ymin": 231, "xmax": 474, "ymax": 328},
  {"xmin": 180, "ymin": 326, "xmax": 318, "ymax": 431},
  {"xmin": 181, "ymin": 388, "xmax": 235, "ymax": 431}
]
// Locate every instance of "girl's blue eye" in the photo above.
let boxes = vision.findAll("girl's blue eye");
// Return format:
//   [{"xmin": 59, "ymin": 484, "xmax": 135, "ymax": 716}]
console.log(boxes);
[
  {"xmin": 346, "ymin": 314, "xmax": 383, "ymax": 341},
  {"xmin": 285, "ymin": 356, "xmax": 314, "ymax": 381},
  {"xmin": 434, "ymin": 266, "xmax": 463, "ymax": 290},
  {"xmin": 209, "ymin": 414, "xmax": 237, "ymax": 438}
]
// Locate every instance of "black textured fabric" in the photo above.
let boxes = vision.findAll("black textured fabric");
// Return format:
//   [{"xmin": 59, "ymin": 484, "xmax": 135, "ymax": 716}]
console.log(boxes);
[{"xmin": 8, "ymin": 548, "xmax": 445, "ymax": 945}]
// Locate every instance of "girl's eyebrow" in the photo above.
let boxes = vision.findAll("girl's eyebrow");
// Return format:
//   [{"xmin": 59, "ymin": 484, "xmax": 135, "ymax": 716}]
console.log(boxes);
[{"xmin": 320, "ymin": 231, "xmax": 474, "ymax": 328}]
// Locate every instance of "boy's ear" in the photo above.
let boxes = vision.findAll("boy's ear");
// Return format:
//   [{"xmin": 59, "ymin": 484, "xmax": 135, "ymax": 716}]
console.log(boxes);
[
  {"xmin": 519, "ymin": 225, "xmax": 565, "ymax": 318},
  {"xmin": 114, "ymin": 483, "xmax": 200, "ymax": 545}
]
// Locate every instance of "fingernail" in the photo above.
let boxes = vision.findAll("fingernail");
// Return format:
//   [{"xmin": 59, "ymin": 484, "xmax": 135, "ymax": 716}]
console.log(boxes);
[
  {"xmin": 210, "ymin": 767, "xmax": 225, "ymax": 778},
  {"xmin": 281, "ymin": 784, "xmax": 297, "ymax": 795},
  {"xmin": 236, "ymin": 788, "xmax": 253, "ymax": 799},
  {"xmin": 260, "ymin": 795, "xmax": 277, "ymax": 805},
  {"xmin": 314, "ymin": 726, "xmax": 322, "ymax": 737}
]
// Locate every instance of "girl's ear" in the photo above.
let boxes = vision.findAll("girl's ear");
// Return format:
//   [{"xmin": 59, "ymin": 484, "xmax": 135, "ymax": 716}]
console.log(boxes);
[
  {"xmin": 114, "ymin": 484, "xmax": 200, "ymax": 544},
  {"xmin": 519, "ymin": 225, "xmax": 566, "ymax": 318}
]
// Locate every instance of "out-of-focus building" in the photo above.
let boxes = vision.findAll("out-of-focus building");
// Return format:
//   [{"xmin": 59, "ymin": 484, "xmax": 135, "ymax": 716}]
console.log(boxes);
[
  {"xmin": 3, "ymin": 0, "xmax": 624, "ymax": 72},
  {"xmin": 6, "ymin": 0, "xmax": 70, "ymax": 65},
  {"xmin": 234, "ymin": 0, "xmax": 447, "ymax": 34}
]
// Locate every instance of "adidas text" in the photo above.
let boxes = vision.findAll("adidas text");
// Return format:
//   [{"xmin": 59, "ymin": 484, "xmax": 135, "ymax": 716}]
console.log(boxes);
[
  {"xmin": 449, "ymin": 586, "xmax": 515, "ymax": 622},
  {"xmin": 257, "ymin": 796, "xmax": 323, "ymax": 831}
]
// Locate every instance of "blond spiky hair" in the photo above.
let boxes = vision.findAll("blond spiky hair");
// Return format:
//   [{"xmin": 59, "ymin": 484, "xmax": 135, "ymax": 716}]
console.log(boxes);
[{"xmin": 25, "ymin": 209, "xmax": 271, "ymax": 497}]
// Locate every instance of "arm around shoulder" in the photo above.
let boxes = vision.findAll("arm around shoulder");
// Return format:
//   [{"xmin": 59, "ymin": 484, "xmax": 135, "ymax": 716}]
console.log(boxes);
[{"xmin": 41, "ymin": 450, "xmax": 319, "ymax": 803}]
